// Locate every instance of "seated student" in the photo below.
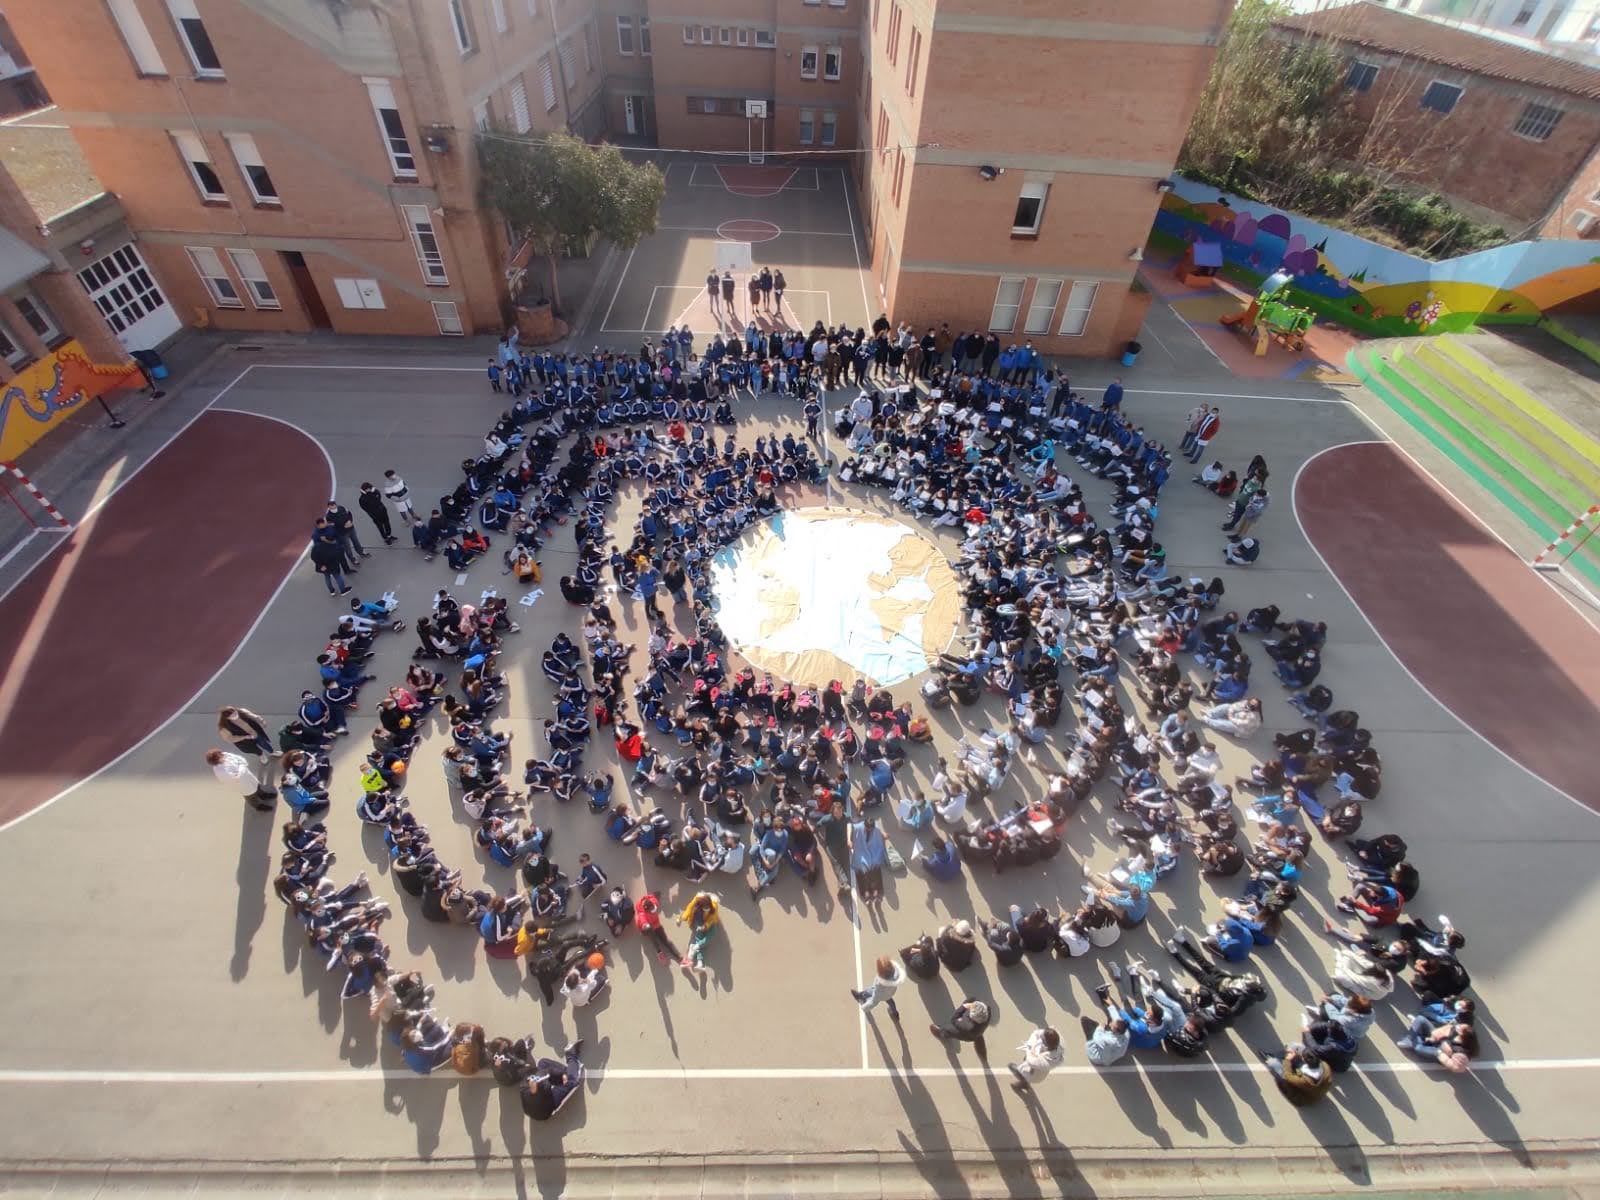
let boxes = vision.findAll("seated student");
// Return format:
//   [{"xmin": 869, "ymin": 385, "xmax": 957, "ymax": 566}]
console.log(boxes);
[
  {"xmin": 508, "ymin": 548, "xmax": 542, "ymax": 584},
  {"xmin": 519, "ymin": 1041, "xmax": 587, "ymax": 1120},
  {"xmin": 560, "ymin": 961, "xmax": 608, "ymax": 1007},
  {"xmin": 911, "ymin": 833, "xmax": 962, "ymax": 882},
  {"xmin": 1396, "ymin": 1009, "xmax": 1476, "ymax": 1073},
  {"xmin": 900, "ymin": 933, "xmax": 941, "ymax": 981},
  {"xmin": 936, "ymin": 920, "xmax": 979, "ymax": 972},
  {"xmin": 1199, "ymin": 697, "xmax": 1262, "ymax": 738},
  {"xmin": 981, "ymin": 916, "xmax": 1025, "ymax": 967},
  {"xmin": 1223, "ymin": 536, "xmax": 1261, "ymax": 566},
  {"xmin": 1256, "ymin": 1044, "xmax": 1334, "ymax": 1106}
]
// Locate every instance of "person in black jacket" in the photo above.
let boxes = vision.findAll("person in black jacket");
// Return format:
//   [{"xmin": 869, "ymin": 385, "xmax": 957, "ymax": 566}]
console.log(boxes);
[
  {"xmin": 520, "ymin": 1040, "xmax": 585, "ymax": 1120},
  {"xmin": 936, "ymin": 920, "xmax": 978, "ymax": 971},
  {"xmin": 357, "ymin": 482, "xmax": 396, "ymax": 544},
  {"xmin": 310, "ymin": 525, "xmax": 350, "ymax": 595}
]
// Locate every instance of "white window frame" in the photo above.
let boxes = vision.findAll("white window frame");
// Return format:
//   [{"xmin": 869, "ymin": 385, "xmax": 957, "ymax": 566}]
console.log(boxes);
[
  {"xmin": 525, "ymin": 0, "xmax": 537, "ymax": 15},
  {"xmin": 699, "ymin": 25, "xmax": 713, "ymax": 44},
  {"xmin": 828, "ymin": 0, "xmax": 846, "ymax": 6},
  {"xmin": 539, "ymin": 55, "xmax": 558, "ymax": 110},
  {"xmin": 13, "ymin": 292, "xmax": 61, "ymax": 343},
  {"xmin": 989, "ymin": 276, "xmax": 1024, "ymax": 332},
  {"xmin": 616, "ymin": 15, "xmax": 634, "ymax": 54},
  {"xmin": 821, "ymin": 110, "xmax": 837, "ymax": 147},
  {"xmin": 1420, "ymin": 79, "xmax": 1462, "ymax": 115},
  {"xmin": 510, "ymin": 78, "xmax": 531, "ymax": 131},
  {"xmin": 1024, "ymin": 278, "xmax": 1063, "ymax": 335},
  {"xmin": 640, "ymin": 18, "xmax": 651, "ymax": 54},
  {"xmin": 106, "ymin": 0, "xmax": 167, "ymax": 76},
  {"xmin": 683, "ymin": 24, "xmax": 694, "ymax": 44},
  {"xmin": 753, "ymin": 28, "xmax": 775, "ymax": 47},
  {"xmin": 433, "ymin": 301, "xmax": 464, "ymax": 335},
  {"xmin": 187, "ymin": 245, "xmax": 244, "ymax": 308},
  {"xmin": 226, "ymin": 248, "xmax": 280, "ymax": 310},
  {"xmin": 1513, "ymin": 100, "xmax": 1563, "ymax": 141},
  {"xmin": 448, "ymin": 0, "xmax": 474, "ymax": 54},
  {"xmin": 333, "ymin": 277, "xmax": 385, "ymax": 310},
  {"xmin": 364, "ymin": 78, "xmax": 417, "ymax": 179},
  {"xmin": 0, "ymin": 319, "xmax": 28, "ymax": 367},
  {"xmin": 800, "ymin": 45, "xmax": 819, "ymax": 79},
  {"xmin": 172, "ymin": 130, "xmax": 226, "ymax": 201},
  {"xmin": 164, "ymin": 0, "xmax": 223, "ymax": 77},
  {"xmin": 581, "ymin": 23, "xmax": 594, "ymax": 73},
  {"xmin": 798, "ymin": 108, "xmax": 815, "ymax": 145},
  {"xmin": 736, "ymin": 27, "xmax": 749, "ymax": 46},
  {"xmin": 224, "ymin": 133, "xmax": 280, "ymax": 205},
  {"xmin": 1012, "ymin": 181, "xmax": 1048, "ymax": 235},
  {"xmin": 473, "ymin": 99, "xmax": 491, "ymax": 130},
  {"xmin": 1059, "ymin": 281, "xmax": 1099, "ymax": 336},
  {"xmin": 823, "ymin": 45, "xmax": 842, "ymax": 80},
  {"xmin": 1574, "ymin": 210, "xmax": 1597, "ymax": 234},
  {"xmin": 402, "ymin": 204, "xmax": 449, "ymax": 286},
  {"xmin": 718, "ymin": 26, "xmax": 731, "ymax": 45},
  {"xmin": 559, "ymin": 41, "xmax": 575, "ymax": 87},
  {"xmin": 490, "ymin": 0, "xmax": 508, "ymax": 34}
]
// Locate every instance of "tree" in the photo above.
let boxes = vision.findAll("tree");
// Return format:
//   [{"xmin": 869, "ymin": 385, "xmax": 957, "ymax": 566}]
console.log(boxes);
[{"xmin": 476, "ymin": 130, "xmax": 665, "ymax": 316}]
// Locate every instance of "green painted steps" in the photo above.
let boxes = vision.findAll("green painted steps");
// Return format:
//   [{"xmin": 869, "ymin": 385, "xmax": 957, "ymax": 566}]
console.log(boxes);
[
  {"xmin": 1346, "ymin": 345, "xmax": 1600, "ymax": 593},
  {"xmin": 1433, "ymin": 337, "xmax": 1600, "ymax": 475}
]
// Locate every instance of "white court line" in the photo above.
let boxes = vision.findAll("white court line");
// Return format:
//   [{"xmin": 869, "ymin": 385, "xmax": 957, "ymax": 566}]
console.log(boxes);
[
  {"xmin": 656, "ymin": 225, "xmax": 856, "ymax": 238},
  {"xmin": 599, "ymin": 242, "xmax": 640, "ymax": 336},
  {"xmin": 0, "ymin": 1057, "xmax": 1594, "ymax": 1085},
  {"xmin": 0, "ymin": 400, "xmax": 336, "ymax": 836},
  {"xmin": 236, "ymin": 364, "xmax": 483, "ymax": 372},
  {"xmin": 1292, "ymin": 439, "xmax": 1600, "ymax": 822},
  {"xmin": 839, "ymin": 168, "xmax": 875, "ymax": 325},
  {"xmin": 0, "ymin": 528, "xmax": 40, "ymax": 575},
  {"xmin": 1076, "ymin": 383, "xmax": 1355, "ymax": 405}
]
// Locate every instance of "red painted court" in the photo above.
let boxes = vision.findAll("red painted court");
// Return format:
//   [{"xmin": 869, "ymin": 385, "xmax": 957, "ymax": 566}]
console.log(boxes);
[
  {"xmin": 0, "ymin": 410, "xmax": 330, "ymax": 826},
  {"xmin": 1296, "ymin": 441, "xmax": 1600, "ymax": 811}
]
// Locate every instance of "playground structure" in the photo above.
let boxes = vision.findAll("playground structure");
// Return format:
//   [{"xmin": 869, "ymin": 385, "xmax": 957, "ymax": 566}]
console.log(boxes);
[
  {"xmin": 1172, "ymin": 240, "xmax": 1223, "ymax": 288},
  {"xmin": 1221, "ymin": 268, "xmax": 1316, "ymax": 356}
]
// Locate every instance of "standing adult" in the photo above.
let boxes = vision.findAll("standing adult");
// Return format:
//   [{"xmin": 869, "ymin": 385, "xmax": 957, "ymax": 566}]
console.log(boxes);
[
  {"xmin": 205, "ymin": 747, "xmax": 275, "ymax": 811},
  {"xmin": 747, "ymin": 272, "xmax": 762, "ymax": 317},
  {"xmin": 326, "ymin": 499, "xmax": 368, "ymax": 567},
  {"xmin": 930, "ymin": 998, "xmax": 992, "ymax": 1058},
  {"xmin": 1101, "ymin": 378, "xmax": 1125, "ymax": 414},
  {"xmin": 1188, "ymin": 406, "xmax": 1221, "ymax": 463},
  {"xmin": 310, "ymin": 520, "xmax": 351, "ymax": 595},
  {"xmin": 706, "ymin": 268, "xmax": 720, "ymax": 316},
  {"xmin": 921, "ymin": 327, "xmax": 941, "ymax": 380},
  {"xmin": 720, "ymin": 270, "xmax": 737, "ymax": 320},
  {"xmin": 217, "ymin": 706, "xmax": 278, "ymax": 800},
  {"xmin": 759, "ymin": 267, "xmax": 774, "ymax": 313},
  {"xmin": 1008, "ymin": 1026, "xmax": 1064, "ymax": 1092},
  {"xmin": 980, "ymin": 334, "xmax": 1001, "ymax": 378},
  {"xmin": 358, "ymin": 482, "xmax": 396, "ymax": 545},
  {"xmin": 850, "ymin": 955, "xmax": 905, "ymax": 1022},
  {"xmin": 382, "ymin": 470, "xmax": 417, "ymax": 521},
  {"xmin": 1232, "ymin": 489, "xmax": 1270, "ymax": 539},
  {"xmin": 772, "ymin": 268, "xmax": 787, "ymax": 318}
]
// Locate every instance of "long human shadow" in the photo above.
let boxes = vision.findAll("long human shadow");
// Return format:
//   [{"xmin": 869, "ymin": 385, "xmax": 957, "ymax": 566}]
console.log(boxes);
[
  {"xmin": 230, "ymin": 806, "xmax": 274, "ymax": 981},
  {"xmin": 871, "ymin": 1020, "xmax": 975, "ymax": 1200}
]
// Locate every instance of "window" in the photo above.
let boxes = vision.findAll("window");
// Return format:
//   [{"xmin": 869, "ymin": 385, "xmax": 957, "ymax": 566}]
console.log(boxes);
[
  {"xmin": 1513, "ymin": 101, "xmax": 1563, "ymax": 141},
  {"xmin": 1024, "ymin": 278, "xmax": 1062, "ymax": 335},
  {"xmin": 876, "ymin": 102, "xmax": 889, "ymax": 156},
  {"xmin": 753, "ymin": 28, "xmax": 774, "ymax": 47},
  {"xmin": 164, "ymin": 0, "xmax": 222, "ymax": 76},
  {"xmin": 688, "ymin": 96, "xmax": 742, "ymax": 115},
  {"xmin": 171, "ymin": 130, "xmax": 226, "ymax": 201},
  {"xmin": 510, "ymin": 78, "xmax": 531, "ymax": 131},
  {"xmin": 1345, "ymin": 61, "xmax": 1378, "ymax": 92},
  {"xmin": 640, "ymin": 18, "xmax": 651, "ymax": 54},
  {"xmin": 887, "ymin": 2, "xmax": 902, "ymax": 64},
  {"xmin": 828, "ymin": 0, "xmax": 846, "ymax": 6},
  {"xmin": 989, "ymin": 276, "xmax": 1024, "ymax": 332},
  {"xmin": 402, "ymin": 204, "xmax": 449, "ymax": 285},
  {"xmin": 364, "ymin": 78, "xmax": 417, "ymax": 178},
  {"xmin": 700, "ymin": 25, "xmax": 713, "ymax": 43},
  {"xmin": 824, "ymin": 46, "xmax": 841, "ymax": 80},
  {"xmin": 226, "ymin": 248, "xmax": 279, "ymax": 309},
  {"xmin": 490, "ymin": 0, "xmax": 508, "ymax": 34},
  {"xmin": 1512, "ymin": 2, "xmax": 1536, "ymax": 25},
  {"xmin": 433, "ymin": 301, "xmax": 464, "ymax": 335},
  {"xmin": 906, "ymin": 27, "xmax": 920, "ymax": 96},
  {"xmin": 821, "ymin": 110, "xmax": 837, "ymax": 146},
  {"xmin": 1575, "ymin": 210, "xmax": 1597, "ymax": 235},
  {"xmin": 1012, "ymin": 181, "xmax": 1048, "ymax": 235},
  {"xmin": 447, "ymin": 0, "xmax": 474, "ymax": 53},
  {"xmin": 616, "ymin": 16, "xmax": 634, "ymax": 54},
  {"xmin": 473, "ymin": 99, "xmax": 491, "ymax": 130},
  {"xmin": 718, "ymin": 26, "xmax": 731, "ymax": 44},
  {"xmin": 582, "ymin": 23, "xmax": 594, "ymax": 73},
  {"xmin": 0, "ymin": 320, "xmax": 28, "ymax": 367},
  {"xmin": 14, "ymin": 293, "xmax": 61, "ymax": 343},
  {"xmin": 800, "ymin": 45, "xmax": 818, "ymax": 79},
  {"xmin": 1420, "ymin": 80, "xmax": 1462, "ymax": 114},
  {"xmin": 106, "ymin": 0, "xmax": 167, "ymax": 75},
  {"xmin": 737, "ymin": 27, "xmax": 749, "ymax": 46},
  {"xmin": 525, "ymin": 0, "xmax": 537, "ymax": 15},
  {"xmin": 804, "ymin": 0, "xmax": 820, "ymax": 5},
  {"xmin": 333, "ymin": 278, "xmax": 385, "ymax": 309},
  {"xmin": 187, "ymin": 246, "xmax": 243, "ymax": 308},
  {"xmin": 892, "ymin": 148, "xmax": 906, "ymax": 206},
  {"xmin": 799, "ymin": 108, "xmax": 815, "ymax": 144},
  {"xmin": 559, "ymin": 41, "xmax": 575, "ymax": 86},
  {"xmin": 873, "ymin": 0, "xmax": 880, "ymax": 31},
  {"xmin": 1059, "ymin": 281, "xmax": 1098, "ymax": 335},
  {"xmin": 224, "ymin": 133, "xmax": 279, "ymax": 204},
  {"xmin": 539, "ymin": 55, "xmax": 557, "ymax": 110},
  {"xmin": 683, "ymin": 24, "xmax": 694, "ymax": 43}
]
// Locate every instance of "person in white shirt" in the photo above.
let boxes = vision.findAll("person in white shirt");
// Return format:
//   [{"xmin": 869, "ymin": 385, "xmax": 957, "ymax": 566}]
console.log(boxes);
[
  {"xmin": 381, "ymin": 470, "xmax": 416, "ymax": 520},
  {"xmin": 206, "ymin": 748, "xmax": 273, "ymax": 812},
  {"xmin": 1008, "ymin": 1026, "xmax": 1064, "ymax": 1092},
  {"xmin": 849, "ymin": 955, "xmax": 905, "ymax": 1022},
  {"xmin": 715, "ymin": 833, "xmax": 747, "ymax": 875},
  {"xmin": 1200, "ymin": 697, "xmax": 1263, "ymax": 739},
  {"xmin": 560, "ymin": 963, "xmax": 608, "ymax": 1007}
]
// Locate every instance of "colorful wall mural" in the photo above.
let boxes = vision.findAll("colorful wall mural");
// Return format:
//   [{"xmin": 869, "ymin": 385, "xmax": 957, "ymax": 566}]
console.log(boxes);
[
  {"xmin": 0, "ymin": 341, "xmax": 138, "ymax": 461},
  {"xmin": 1151, "ymin": 175, "xmax": 1600, "ymax": 338}
]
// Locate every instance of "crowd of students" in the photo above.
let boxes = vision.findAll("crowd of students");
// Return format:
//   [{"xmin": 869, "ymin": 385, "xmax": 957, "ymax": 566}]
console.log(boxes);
[{"xmin": 212, "ymin": 308, "xmax": 1476, "ymax": 1123}]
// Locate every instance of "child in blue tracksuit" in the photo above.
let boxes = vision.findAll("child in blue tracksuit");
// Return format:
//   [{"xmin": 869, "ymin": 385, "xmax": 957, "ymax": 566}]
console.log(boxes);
[{"xmin": 486, "ymin": 359, "xmax": 502, "ymax": 392}]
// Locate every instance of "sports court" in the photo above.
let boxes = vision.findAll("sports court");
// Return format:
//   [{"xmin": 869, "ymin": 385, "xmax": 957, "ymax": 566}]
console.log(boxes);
[
  {"xmin": 596, "ymin": 158, "xmax": 876, "ymax": 340},
  {"xmin": 0, "ymin": 346, "xmax": 1597, "ymax": 1196}
]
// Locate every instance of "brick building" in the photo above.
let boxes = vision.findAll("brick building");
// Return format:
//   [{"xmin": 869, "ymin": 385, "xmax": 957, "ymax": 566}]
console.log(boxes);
[
  {"xmin": 857, "ymin": 0, "xmax": 1231, "ymax": 357},
  {"xmin": 1276, "ymin": 1, "xmax": 1600, "ymax": 237}
]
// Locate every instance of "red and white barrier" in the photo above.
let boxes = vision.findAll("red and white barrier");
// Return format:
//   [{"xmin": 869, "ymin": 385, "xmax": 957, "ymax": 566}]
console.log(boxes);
[
  {"xmin": 0, "ymin": 462, "xmax": 71, "ymax": 529},
  {"xmin": 1532, "ymin": 503, "xmax": 1600, "ymax": 570}
]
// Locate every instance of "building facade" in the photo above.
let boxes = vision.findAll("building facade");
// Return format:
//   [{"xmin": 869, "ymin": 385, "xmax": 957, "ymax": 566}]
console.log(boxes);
[{"xmin": 857, "ymin": 0, "xmax": 1231, "ymax": 358}]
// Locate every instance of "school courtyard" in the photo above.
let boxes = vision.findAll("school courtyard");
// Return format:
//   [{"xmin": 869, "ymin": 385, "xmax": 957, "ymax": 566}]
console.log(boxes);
[{"xmin": 0, "ymin": 159, "xmax": 1596, "ymax": 1197}]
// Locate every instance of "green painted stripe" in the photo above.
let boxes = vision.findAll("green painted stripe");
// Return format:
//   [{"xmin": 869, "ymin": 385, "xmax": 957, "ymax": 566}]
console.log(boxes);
[
  {"xmin": 1347, "ymin": 349, "xmax": 1600, "ymax": 593},
  {"xmin": 1410, "ymin": 341, "xmax": 1600, "ymax": 498},
  {"xmin": 1390, "ymin": 351, "xmax": 1593, "ymax": 514},
  {"xmin": 1434, "ymin": 337, "xmax": 1600, "ymax": 471}
]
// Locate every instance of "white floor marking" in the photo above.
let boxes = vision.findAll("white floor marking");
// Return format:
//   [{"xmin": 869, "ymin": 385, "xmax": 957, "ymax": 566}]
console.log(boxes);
[
  {"xmin": 599, "ymin": 242, "xmax": 640, "ymax": 336},
  {"xmin": 1292, "ymin": 439, "xmax": 1599, "ymax": 822},
  {"xmin": 839, "ymin": 167, "xmax": 876, "ymax": 325}
]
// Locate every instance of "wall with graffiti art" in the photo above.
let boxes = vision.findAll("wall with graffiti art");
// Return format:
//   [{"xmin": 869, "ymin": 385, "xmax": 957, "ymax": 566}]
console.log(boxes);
[
  {"xmin": 1150, "ymin": 175, "xmax": 1600, "ymax": 337},
  {"xmin": 0, "ymin": 341, "xmax": 138, "ymax": 461}
]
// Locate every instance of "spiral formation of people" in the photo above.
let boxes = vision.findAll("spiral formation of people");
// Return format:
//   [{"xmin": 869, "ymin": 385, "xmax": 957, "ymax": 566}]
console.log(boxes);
[{"xmin": 209, "ymin": 317, "xmax": 1474, "ymax": 1131}]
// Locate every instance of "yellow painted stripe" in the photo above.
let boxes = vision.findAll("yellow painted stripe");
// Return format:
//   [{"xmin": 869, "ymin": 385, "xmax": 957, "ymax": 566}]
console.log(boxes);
[
  {"xmin": 1434, "ymin": 337, "xmax": 1600, "ymax": 476},
  {"xmin": 1411, "ymin": 342, "xmax": 1600, "ymax": 498}
]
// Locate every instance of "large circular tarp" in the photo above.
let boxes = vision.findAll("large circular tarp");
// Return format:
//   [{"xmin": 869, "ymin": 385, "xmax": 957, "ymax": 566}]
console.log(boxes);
[{"xmin": 709, "ymin": 506, "xmax": 963, "ymax": 687}]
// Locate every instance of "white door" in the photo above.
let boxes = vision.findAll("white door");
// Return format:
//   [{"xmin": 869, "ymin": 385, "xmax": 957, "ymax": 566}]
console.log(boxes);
[
  {"xmin": 624, "ymin": 95, "xmax": 638, "ymax": 136},
  {"xmin": 77, "ymin": 242, "xmax": 182, "ymax": 352}
]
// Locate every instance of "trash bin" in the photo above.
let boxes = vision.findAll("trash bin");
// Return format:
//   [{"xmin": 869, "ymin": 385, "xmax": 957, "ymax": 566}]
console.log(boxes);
[
  {"xmin": 131, "ymin": 348, "xmax": 169, "ymax": 380},
  {"xmin": 1120, "ymin": 340, "xmax": 1142, "ymax": 368}
]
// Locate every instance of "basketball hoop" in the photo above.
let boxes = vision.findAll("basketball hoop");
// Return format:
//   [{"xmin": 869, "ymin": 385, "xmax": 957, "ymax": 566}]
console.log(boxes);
[{"xmin": 745, "ymin": 100, "xmax": 768, "ymax": 119}]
